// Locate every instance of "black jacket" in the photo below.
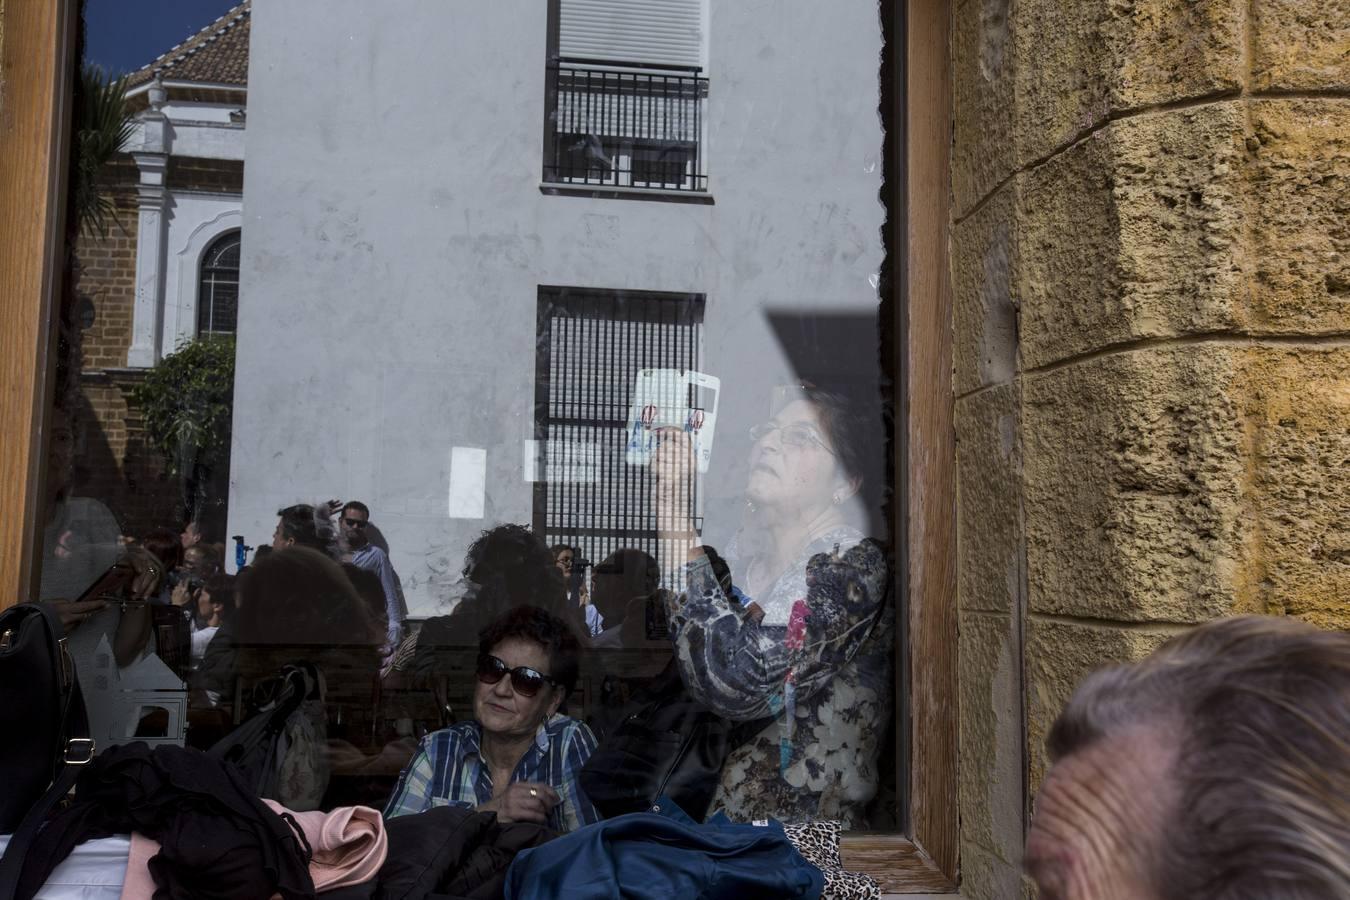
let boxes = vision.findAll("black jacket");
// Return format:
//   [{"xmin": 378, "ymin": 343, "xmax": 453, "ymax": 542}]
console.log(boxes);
[
  {"xmin": 16, "ymin": 742, "xmax": 314, "ymax": 900},
  {"xmin": 377, "ymin": 806, "xmax": 554, "ymax": 900}
]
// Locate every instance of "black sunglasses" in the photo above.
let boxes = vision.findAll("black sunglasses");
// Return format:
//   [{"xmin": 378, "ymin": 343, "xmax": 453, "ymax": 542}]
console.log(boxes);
[
  {"xmin": 342, "ymin": 518, "xmax": 368, "ymax": 528},
  {"xmin": 476, "ymin": 654, "xmax": 560, "ymax": 698}
]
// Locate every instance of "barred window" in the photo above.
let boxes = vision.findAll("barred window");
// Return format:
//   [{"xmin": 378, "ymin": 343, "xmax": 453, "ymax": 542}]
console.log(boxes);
[{"xmin": 533, "ymin": 287, "xmax": 706, "ymax": 582}]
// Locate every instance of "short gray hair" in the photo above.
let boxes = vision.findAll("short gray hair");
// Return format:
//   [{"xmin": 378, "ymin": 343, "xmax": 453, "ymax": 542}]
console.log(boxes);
[{"xmin": 1046, "ymin": 616, "xmax": 1350, "ymax": 900}]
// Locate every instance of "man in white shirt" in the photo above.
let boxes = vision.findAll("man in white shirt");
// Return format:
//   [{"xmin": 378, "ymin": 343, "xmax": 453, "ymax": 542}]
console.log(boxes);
[{"xmin": 339, "ymin": 500, "xmax": 407, "ymax": 655}]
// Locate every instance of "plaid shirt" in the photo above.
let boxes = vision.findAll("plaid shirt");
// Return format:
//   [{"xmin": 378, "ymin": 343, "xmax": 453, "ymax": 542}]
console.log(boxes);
[{"xmin": 384, "ymin": 714, "xmax": 601, "ymax": 833}]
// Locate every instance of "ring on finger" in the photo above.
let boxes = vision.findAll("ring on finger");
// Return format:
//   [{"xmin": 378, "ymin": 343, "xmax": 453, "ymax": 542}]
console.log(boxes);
[{"xmin": 529, "ymin": 788, "xmax": 538, "ymax": 798}]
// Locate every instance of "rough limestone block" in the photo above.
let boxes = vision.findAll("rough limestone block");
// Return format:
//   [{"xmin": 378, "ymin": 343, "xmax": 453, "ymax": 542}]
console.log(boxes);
[
  {"xmin": 1023, "ymin": 347, "xmax": 1259, "ymax": 623},
  {"xmin": 1252, "ymin": 0, "xmax": 1350, "ymax": 91},
  {"xmin": 1247, "ymin": 99, "xmax": 1350, "ymax": 333},
  {"xmin": 1019, "ymin": 102, "xmax": 1248, "ymax": 370},
  {"xmin": 959, "ymin": 840, "xmax": 1025, "ymax": 900},
  {"xmin": 1239, "ymin": 347, "xmax": 1350, "ymax": 630},
  {"xmin": 953, "ymin": 183, "xmax": 1018, "ymax": 395},
  {"xmin": 954, "ymin": 0, "xmax": 1015, "ymax": 216},
  {"xmin": 1025, "ymin": 619, "xmax": 1176, "ymax": 794},
  {"xmin": 1013, "ymin": 0, "xmax": 1243, "ymax": 166},
  {"xmin": 959, "ymin": 611, "xmax": 1025, "ymax": 878},
  {"xmin": 957, "ymin": 384, "xmax": 1023, "ymax": 613},
  {"xmin": 1025, "ymin": 343, "xmax": 1350, "ymax": 627}
]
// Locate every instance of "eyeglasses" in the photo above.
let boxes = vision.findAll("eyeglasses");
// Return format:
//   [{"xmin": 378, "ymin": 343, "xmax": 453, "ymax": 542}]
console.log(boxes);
[
  {"xmin": 748, "ymin": 421, "xmax": 835, "ymax": 454},
  {"xmin": 342, "ymin": 518, "xmax": 368, "ymax": 529},
  {"xmin": 476, "ymin": 653, "xmax": 560, "ymax": 698}
]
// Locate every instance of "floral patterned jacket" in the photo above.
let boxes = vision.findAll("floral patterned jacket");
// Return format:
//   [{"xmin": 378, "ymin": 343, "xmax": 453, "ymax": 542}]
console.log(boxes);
[{"xmin": 666, "ymin": 526, "xmax": 893, "ymax": 828}]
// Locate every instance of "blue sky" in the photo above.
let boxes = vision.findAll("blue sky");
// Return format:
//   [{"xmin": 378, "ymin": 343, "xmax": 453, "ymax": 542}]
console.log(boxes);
[{"xmin": 84, "ymin": 0, "xmax": 241, "ymax": 76}]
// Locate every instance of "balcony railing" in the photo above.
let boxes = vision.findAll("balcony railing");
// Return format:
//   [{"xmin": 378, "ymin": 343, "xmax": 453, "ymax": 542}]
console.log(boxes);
[{"xmin": 544, "ymin": 59, "xmax": 709, "ymax": 193}]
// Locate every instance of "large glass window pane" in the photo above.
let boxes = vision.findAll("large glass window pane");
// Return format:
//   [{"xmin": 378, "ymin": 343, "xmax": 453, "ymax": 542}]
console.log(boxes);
[{"xmin": 37, "ymin": 0, "xmax": 897, "ymax": 853}]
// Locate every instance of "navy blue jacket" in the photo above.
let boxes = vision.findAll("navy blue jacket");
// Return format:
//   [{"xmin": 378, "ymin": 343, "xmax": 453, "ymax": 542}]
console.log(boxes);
[{"xmin": 504, "ymin": 797, "xmax": 822, "ymax": 900}]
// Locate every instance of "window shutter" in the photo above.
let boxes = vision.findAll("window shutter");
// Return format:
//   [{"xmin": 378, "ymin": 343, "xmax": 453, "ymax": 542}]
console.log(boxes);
[{"xmin": 558, "ymin": 0, "xmax": 704, "ymax": 70}]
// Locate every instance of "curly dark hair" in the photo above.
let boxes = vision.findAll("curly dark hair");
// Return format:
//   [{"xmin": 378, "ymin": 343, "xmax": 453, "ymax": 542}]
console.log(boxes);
[
  {"xmin": 413, "ymin": 525, "xmax": 586, "ymax": 686},
  {"xmin": 478, "ymin": 605, "xmax": 581, "ymax": 695},
  {"xmin": 459, "ymin": 524, "xmax": 580, "ymax": 635},
  {"xmin": 465, "ymin": 525, "xmax": 562, "ymax": 585}
]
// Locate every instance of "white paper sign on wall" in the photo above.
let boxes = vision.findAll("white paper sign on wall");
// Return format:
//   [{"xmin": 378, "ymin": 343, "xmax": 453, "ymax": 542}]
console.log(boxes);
[{"xmin": 448, "ymin": 446, "xmax": 487, "ymax": 519}]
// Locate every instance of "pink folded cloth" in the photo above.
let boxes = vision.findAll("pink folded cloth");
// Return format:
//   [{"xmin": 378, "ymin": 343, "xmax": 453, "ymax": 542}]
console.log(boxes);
[
  {"xmin": 121, "ymin": 834, "xmax": 159, "ymax": 900},
  {"xmin": 119, "ymin": 802, "xmax": 386, "ymax": 898},
  {"xmin": 262, "ymin": 800, "xmax": 387, "ymax": 892}
]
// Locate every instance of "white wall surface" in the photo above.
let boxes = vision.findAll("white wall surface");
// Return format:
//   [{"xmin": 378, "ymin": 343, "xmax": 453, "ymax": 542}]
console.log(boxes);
[
  {"xmin": 128, "ymin": 104, "xmax": 246, "ymax": 161},
  {"xmin": 161, "ymin": 100, "xmax": 243, "ymax": 124},
  {"xmin": 166, "ymin": 119, "xmax": 245, "ymax": 161},
  {"xmin": 229, "ymin": 0, "xmax": 885, "ymax": 614}
]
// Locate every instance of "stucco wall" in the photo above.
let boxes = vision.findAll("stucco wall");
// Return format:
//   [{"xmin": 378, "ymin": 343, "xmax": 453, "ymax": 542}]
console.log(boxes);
[
  {"xmin": 228, "ymin": 1, "xmax": 886, "ymax": 612},
  {"xmin": 952, "ymin": 0, "xmax": 1349, "ymax": 896}
]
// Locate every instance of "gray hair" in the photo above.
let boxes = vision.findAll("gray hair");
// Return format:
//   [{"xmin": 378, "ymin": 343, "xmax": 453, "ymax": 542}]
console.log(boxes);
[{"xmin": 1046, "ymin": 615, "xmax": 1350, "ymax": 900}]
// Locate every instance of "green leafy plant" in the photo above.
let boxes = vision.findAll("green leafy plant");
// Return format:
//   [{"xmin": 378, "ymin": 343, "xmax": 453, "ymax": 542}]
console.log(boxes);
[
  {"xmin": 131, "ymin": 337, "xmax": 237, "ymax": 478},
  {"xmin": 74, "ymin": 63, "xmax": 135, "ymax": 238}
]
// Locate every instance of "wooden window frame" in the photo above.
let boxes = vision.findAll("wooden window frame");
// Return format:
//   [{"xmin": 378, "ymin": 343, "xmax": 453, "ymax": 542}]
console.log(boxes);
[{"xmin": 0, "ymin": 0, "xmax": 956, "ymax": 892}]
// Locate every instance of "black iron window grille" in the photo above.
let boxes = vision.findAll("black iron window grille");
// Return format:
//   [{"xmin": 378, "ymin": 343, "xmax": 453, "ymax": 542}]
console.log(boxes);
[
  {"xmin": 533, "ymin": 287, "xmax": 706, "ymax": 586},
  {"xmin": 544, "ymin": 59, "xmax": 709, "ymax": 193}
]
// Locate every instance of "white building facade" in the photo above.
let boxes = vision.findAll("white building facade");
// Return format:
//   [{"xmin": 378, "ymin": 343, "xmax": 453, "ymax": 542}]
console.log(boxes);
[
  {"xmin": 122, "ymin": 4, "xmax": 250, "ymax": 367},
  {"xmin": 229, "ymin": 0, "xmax": 886, "ymax": 614}
]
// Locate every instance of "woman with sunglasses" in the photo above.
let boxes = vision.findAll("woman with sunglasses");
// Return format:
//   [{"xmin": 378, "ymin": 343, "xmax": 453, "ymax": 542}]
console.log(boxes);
[
  {"xmin": 652, "ymin": 385, "xmax": 893, "ymax": 829},
  {"xmin": 384, "ymin": 605, "xmax": 600, "ymax": 832}
]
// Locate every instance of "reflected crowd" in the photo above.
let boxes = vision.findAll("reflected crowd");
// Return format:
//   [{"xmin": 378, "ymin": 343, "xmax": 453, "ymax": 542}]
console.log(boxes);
[{"xmin": 35, "ymin": 386, "xmax": 896, "ymax": 837}]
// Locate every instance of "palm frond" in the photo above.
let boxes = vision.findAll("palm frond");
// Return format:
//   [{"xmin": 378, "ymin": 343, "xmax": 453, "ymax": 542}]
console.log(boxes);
[{"xmin": 75, "ymin": 64, "xmax": 134, "ymax": 238}]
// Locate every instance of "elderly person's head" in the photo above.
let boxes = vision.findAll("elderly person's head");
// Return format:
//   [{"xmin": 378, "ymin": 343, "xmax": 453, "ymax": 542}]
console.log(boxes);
[
  {"xmin": 474, "ymin": 606, "xmax": 580, "ymax": 742},
  {"xmin": 746, "ymin": 386, "xmax": 876, "ymax": 525},
  {"xmin": 1026, "ymin": 616, "xmax": 1350, "ymax": 900}
]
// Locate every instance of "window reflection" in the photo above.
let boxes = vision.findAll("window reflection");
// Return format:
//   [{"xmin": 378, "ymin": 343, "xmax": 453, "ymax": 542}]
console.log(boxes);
[
  {"xmin": 43, "ymin": 0, "xmax": 896, "ymax": 834},
  {"xmin": 197, "ymin": 230, "xmax": 242, "ymax": 336}
]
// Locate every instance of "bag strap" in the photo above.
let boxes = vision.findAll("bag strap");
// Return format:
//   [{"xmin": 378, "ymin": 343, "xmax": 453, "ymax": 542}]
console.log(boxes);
[{"xmin": 0, "ymin": 607, "xmax": 95, "ymax": 900}]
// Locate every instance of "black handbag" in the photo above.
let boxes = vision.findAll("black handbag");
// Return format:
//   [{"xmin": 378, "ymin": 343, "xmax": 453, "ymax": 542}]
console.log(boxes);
[
  {"xmin": 208, "ymin": 662, "xmax": 329, "ymax": 810},
  {"xmin": 578, "ymin": 659, "xmax": 770, "ymax": 822},
  {"xmin": 0, "ymin": 603, "xmax": 95, "ymax": 897}
]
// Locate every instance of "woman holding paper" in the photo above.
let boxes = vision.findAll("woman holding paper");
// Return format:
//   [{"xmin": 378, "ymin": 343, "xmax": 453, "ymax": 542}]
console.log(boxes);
[{"xmin": 653, "ymin": 385, "xmax": 893, "ymax": 829}]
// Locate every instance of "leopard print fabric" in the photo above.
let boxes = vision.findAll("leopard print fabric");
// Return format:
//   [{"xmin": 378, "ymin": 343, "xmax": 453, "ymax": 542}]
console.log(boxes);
[{"xmin": 783, "ymin": 820, "xmax": 881, "ymax": 900}]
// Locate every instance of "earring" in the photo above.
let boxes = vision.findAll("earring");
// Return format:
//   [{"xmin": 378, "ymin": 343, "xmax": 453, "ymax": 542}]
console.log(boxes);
[{"xmin": 832, "ymin": 493, "xmax": 843, "ymax": 505}]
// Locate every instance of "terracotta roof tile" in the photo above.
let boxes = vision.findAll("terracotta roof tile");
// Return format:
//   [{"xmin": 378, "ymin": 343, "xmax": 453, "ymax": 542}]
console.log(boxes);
[{"xmin": 126, "ymin": 2, "xmax": 251, "ymax": 89}]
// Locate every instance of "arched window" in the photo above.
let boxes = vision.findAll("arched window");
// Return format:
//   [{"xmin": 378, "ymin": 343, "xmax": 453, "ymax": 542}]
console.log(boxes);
[{"xmin": 197, "ymin": 230, "xmax": 241, "ymax": 336}]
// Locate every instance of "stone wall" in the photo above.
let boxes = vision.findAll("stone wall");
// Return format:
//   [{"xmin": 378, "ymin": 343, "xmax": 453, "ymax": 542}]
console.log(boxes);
[{"xmin": 951, "ymin": 0, "xmax": 1349, "ymax": 896}]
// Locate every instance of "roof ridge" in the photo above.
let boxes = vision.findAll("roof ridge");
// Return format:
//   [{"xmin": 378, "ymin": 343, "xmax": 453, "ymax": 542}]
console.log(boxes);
[{"xmin": 134, "ymin": 0, "xmax": 251, "ymax": 80}]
